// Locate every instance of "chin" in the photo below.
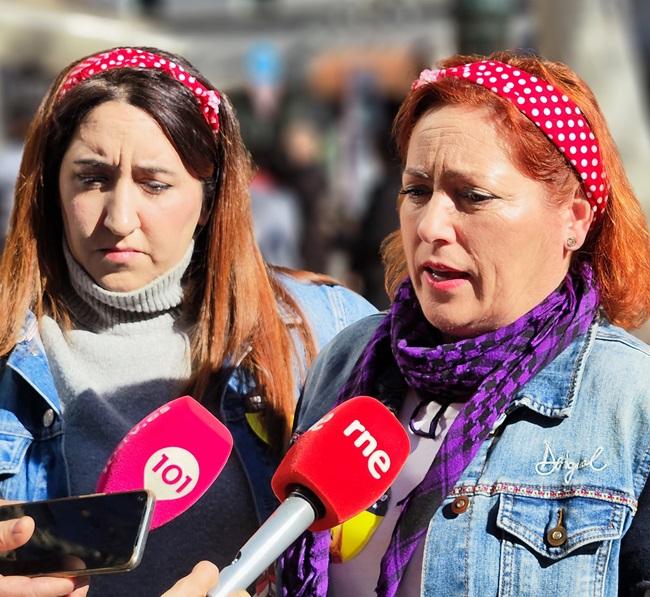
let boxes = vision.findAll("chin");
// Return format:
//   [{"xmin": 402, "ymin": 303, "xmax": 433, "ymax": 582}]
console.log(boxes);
[
  {"xmin": 96, "ymin": 273, "xmax": 148, "ymax": 293},
  {"xmin": 421, "ymin": 308, "xmax": 486, "ymax": 340}
]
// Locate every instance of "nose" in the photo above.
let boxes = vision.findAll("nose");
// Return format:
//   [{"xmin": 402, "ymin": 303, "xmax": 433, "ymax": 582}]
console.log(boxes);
[
  {"xmin": 416, "ymin": 191, "xmax": 456, "ymax": 245},
  {"xmin": 103, "ymin": 179, "xmax": 140, "ymax": 236}
]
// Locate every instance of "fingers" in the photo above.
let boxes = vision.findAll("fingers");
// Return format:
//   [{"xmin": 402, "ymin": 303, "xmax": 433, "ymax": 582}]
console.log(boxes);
[
  {"xmin": 159, "ymin": 561, "xmax": 249, "ymax": 596},
  {"xmin": 0, "ymin": 516, "xmax": 35, "ymax": 552},
  {"xmin": 0, "ymin": 575, "xmax": 77, "ymax": 597},
  {"xmin": 67, "ymin": 579, "xmax": 90, "ymax": 596},
  {"xmin": 161, "ymin": 561, "xmax": 219, "ymax": 597},
  {"xmin": 67, "ymin": 576, "xmax": 90, "ymax": 596},
  {"xmin": 0, "ymin": 515, "xmax": 86, "ymax": 597}
]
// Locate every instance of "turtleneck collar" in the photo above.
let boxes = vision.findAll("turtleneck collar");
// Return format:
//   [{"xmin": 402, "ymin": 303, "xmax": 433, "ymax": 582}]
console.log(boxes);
[{"xmin": 63, "ymin": 240, "xmax": 194, "ymax": 330}]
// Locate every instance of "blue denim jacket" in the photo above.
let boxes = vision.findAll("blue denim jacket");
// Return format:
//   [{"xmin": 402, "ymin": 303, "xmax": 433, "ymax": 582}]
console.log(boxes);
[
  {"xmin": 293, "ymin": 313, "xmax": 650, "ymax": 596},
  {"xmin": 0, "ymin": 275, "xmax": 377, "ymax": 528}
]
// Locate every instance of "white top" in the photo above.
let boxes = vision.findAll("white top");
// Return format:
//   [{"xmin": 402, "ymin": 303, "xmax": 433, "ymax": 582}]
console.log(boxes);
[{"xmin": 329, "ymin": 389, "xmax": 462, "ymax": 596}]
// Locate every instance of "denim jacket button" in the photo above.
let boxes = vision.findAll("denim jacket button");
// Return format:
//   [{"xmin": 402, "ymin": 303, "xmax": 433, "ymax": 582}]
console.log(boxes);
[
  {"xmin": 546, "ymin": 525, "xmax": 568, "ymax": 546},
  {"xmin": 451, "ymin": 496, "xmax": 470, "ymax": 514},
  {"xmin": 42, "ymin": 409, "xmax": 55, "ymax": 428},
  {"xmin": 546, "ymin": 507, "xmax": 568, "ymax": 546}
]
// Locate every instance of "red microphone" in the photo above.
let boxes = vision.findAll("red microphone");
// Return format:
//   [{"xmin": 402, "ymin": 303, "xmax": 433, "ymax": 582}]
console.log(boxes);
[
  {"xmin": 96, "ymin": 396, "xmax": 233, "ymax": 530},
  {"xmin": 209, "ymin": 396, "xmax": 409, "ymax": 596}
]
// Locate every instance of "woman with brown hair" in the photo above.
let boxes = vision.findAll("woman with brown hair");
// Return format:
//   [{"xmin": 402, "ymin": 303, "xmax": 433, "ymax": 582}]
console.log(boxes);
[
  {"xmin": 274, "ymin": 51, "xmax": 650, "ymax": 596},
  {"xmin": 0, "ymin": 47, "xmax": 375, "ymax": 596}
]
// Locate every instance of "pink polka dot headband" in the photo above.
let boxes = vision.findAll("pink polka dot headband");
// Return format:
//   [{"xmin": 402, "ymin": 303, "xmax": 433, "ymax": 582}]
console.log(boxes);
[
  {"xmin": 59, "ymin": 48, "xmax": 221, "ymax": 133},
  {"xmin": 413, "ymin": 60, "xmax": 608, "ymax": 219}
]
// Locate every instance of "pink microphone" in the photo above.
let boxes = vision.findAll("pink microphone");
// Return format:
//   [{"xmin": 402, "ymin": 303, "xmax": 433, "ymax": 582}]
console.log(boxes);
[{"xmin": 96, "ymin": 396, "xmax": 233, "ymax": 529}]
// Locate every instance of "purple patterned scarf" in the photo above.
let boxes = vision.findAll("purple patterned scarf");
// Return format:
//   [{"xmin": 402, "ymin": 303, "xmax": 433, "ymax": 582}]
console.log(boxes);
[{"xmin": 281, "ymin": 262, "xmax": 599, "ymax": 597}]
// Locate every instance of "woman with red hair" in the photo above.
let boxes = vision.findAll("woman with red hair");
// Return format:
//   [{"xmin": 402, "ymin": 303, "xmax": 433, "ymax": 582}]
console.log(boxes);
[{"xmin": 273, "ymin": 51, "xmax": 650, "ymax": 597}]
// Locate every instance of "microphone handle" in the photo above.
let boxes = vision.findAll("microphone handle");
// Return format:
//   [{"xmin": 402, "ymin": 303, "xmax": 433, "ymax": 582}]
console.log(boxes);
[{"xmin": 207, "ymin": 492, "xmax": 318, "ymax": 596}]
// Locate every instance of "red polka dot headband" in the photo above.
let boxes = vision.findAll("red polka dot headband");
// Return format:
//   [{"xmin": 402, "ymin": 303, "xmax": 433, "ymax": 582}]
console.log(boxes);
[
  {"xmin": 59, "ymin": 48, "xmax": 221, "ymax": 133},
  {"xmin": 413, "ymin": 60, "xmax": 608, "ymax": 219}
]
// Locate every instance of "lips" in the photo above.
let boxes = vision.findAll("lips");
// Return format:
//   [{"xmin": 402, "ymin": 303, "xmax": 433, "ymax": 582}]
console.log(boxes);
[
  {"xmin": 422, "ymin": 262, "xmax": 470, "ymax": 281},
  {"xmin": 101, "ymin": 247, "xmax": 142, "ymax": 254},
  {"xmin": 99, "ymin": 247, "xmax": 144, "ymax": 264}
]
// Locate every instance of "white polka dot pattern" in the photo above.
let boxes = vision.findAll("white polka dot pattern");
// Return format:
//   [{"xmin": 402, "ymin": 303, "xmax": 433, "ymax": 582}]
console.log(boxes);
[
  {"xmin": 59, "ymin": 48, "xmax": 221, "ymax": 133},
  {"xmin": 413, "ymin": 61, "xmax": 608, "ymax": 220}
]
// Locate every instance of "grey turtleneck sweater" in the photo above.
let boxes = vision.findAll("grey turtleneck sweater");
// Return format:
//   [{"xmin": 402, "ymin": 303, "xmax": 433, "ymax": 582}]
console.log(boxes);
[{"xmin": 39, "ymin": 243, "xmax": 259, "ymax": 597}]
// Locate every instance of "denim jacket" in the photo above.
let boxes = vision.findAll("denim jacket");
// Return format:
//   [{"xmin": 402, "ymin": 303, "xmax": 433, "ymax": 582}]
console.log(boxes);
[
  {"xmin": 0, "ymin": 275, "xmax": 377, "ymax": 529},
  {"xmin": 293, "ymin": 313, "xmax": 650, "ymax": 596}
]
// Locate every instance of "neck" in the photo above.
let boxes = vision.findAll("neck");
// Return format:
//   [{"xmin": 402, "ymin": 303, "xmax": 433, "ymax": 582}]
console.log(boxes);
[{"xmin": 62, "ymin": 240, "xmax": 194, "ymax": 330}]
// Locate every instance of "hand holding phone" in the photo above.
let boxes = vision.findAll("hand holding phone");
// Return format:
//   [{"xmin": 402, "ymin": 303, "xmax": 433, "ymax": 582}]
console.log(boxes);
[
  {"xmin": 0, "ymin": 512, "xmax": 88, "ymax": 596},
  {"xmin": 0, "ymin": 490, "xmax": 154, "ymax": 578}
]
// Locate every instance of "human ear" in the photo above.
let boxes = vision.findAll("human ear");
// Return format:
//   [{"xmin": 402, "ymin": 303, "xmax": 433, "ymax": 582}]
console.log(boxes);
[{"xmin": 564, "ymin": 190, "xmax": 594, "ymax": 251}]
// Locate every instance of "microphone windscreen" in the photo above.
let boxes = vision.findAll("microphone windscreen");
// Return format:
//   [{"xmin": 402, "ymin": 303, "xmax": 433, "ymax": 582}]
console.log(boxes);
[
  {"xmin": 271, "ymin": 396, "xmax": 409, "ymax": 531},
  {"xmin": 96, "ymin": 396, "xmax": 233, "ymax": 529}
]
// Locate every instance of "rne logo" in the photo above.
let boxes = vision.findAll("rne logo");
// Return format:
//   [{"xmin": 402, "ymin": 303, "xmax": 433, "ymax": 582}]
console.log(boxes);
[{"xmin": 343, "ymin": 419, "xmax": 391, "ymax": 480}]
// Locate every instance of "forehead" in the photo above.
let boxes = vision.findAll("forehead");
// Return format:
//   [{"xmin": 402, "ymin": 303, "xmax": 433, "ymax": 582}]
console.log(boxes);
[
  {"xmin": 65, "ymin": 100, "xmax": 179, "ymax": 161},
  {"xmin": 407, "ymin": 105, "xmax": 509, "ymax": 165}
]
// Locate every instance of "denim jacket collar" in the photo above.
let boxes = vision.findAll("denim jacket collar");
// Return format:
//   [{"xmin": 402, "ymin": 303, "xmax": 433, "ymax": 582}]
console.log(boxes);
[
  {"xmin": 7, "ymin": 311, "xmax": 62, "ymax": 415},
  {"xmin": 510, "ymin": 318, "xmax": 598, "ymax": 420}
]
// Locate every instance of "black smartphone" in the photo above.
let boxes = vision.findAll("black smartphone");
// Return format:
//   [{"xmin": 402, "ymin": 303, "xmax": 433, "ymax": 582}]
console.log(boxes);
[{"xmin": 0, "ymin": 489, "xmax": 154, "ymax": 577}]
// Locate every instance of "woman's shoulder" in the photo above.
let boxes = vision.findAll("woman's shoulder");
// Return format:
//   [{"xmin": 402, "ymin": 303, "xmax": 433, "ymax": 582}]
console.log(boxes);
[
  {"xmin": 293, "ymin": 313, "xmax": 386, "ymax": 432},
  {"xmin": 276, "ymin": 270, "xmax": 376, "ymax": 312},
  {"xmin": 591, "ymin": 318, "xmax": 650, "ymax": 369},
  {"xmin": 275, "ymin": 271, "xmax": 379, "ymax": 349},
  {"xmin": 575, "ymin": 319, "xmax": 650, "ymax": 406},
  {"xmin": 578, "ymin": 319, "xmax": 650, "ymax": 443},
  {"xmin": 314, "ymin": 312, "xmax": 386, "ymax": 360}
]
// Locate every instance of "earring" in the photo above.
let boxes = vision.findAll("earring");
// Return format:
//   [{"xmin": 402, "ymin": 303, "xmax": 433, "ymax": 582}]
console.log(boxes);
[{"xmin": 566, "ymin": 236, "xmax": 577, "ymax": 249}]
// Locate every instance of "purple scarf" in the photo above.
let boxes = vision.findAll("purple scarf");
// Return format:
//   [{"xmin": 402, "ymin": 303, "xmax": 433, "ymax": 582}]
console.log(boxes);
[{"xmin": 281, "ymin": 262, "xmax": 599, "ymax": 597}]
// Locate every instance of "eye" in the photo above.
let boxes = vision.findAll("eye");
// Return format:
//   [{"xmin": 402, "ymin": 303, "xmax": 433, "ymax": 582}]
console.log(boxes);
[
  {"xmin": 76, "ymin": 174, "xmax": 108, "ymax": 188},
  {"xmin": 458, "ymin": 188, "xmax": 497, "ymax": 203},
  {"xmin": 142, "ymin": 181, "xmax": 171, "ymax": 195},
  {"xmin": 399, "ymin": 185, "xmax": 431, "ymax": 204}
]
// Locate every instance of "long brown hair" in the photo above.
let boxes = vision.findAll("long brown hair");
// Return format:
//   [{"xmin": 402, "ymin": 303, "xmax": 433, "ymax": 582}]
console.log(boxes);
[
  {"xmin": 0, "ymin": 47, "xmax": 318, "ymax": 447},
  {"xmin": 383, "ymin": 50, "xmax": 650, "ymax": 330}
]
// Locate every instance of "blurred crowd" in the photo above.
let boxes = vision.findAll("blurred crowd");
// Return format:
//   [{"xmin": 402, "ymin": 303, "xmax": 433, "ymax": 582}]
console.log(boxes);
[{"xmin": 1, "ymin": 0, "xmax": 649, "ymax": 322}]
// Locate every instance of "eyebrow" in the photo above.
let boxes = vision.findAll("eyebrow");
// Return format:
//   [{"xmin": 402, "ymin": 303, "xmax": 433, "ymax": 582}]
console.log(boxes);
[
  {"xmin": 403, "ymin": 167, "xmax": 432, "ymax": 179},
  {"xmin": 73, "ymin": 159, "xmax": 110, "ymax": 168},
  {"xmin": 72, "ymin": 159, "xmax": 174, "ymax": 175},
  {"xmin": 404, "ymin": 165, "xmax": 480, "ymax": 185}
]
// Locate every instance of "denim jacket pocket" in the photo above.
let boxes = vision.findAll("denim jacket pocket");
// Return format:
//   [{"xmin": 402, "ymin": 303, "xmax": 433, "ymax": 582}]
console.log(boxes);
[
  {"xmin": 0, "ymin": 432, "xmax": 32, "ymax": 475},
  {"xmin": 0, "ymin": 431, "xmax": 33, "ymax": 498},
  {"xmin": 495, "ymin": 493, "xmax": 628, "ymax": 596}
]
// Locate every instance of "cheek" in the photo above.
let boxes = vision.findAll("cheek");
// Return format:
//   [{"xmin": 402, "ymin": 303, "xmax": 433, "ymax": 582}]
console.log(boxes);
[
  {"xmin": 171, "ymin": 178, "xmax": 203, "ymax": 221},
  {"xmin": 142, "ymin": 198, "xmax": 203, "ymax": 244},
  {"xmin": 61, "ymin": 199, "xmax": 102, "ymax": 239},
  {"xmin": 171, "ymin": 201, "xmax": 203, "ymax": 232},
  {"xmin": 398, "ymin": 204, "xmax": 418, "ymax": 246},
  {"xmin": 399, "ymin": 214, "xmax": 417, "ymax": 270},
  {"xmin": 181, "ymin": 190, "xmax": 206, "ymax": 231},
  {"xmin": 472, "ymin": 226, "xmax": 546, "ymax": 297}
]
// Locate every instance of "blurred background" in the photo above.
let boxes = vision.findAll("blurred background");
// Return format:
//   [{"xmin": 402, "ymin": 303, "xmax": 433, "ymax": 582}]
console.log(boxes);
[{"xmin": 1, "ymin": 0, "xmax": 648, "ymax": 339}]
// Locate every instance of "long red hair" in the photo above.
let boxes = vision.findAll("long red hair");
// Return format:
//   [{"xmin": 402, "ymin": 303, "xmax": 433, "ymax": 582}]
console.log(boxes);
[
  {"xmin": 383, "ymin": 51, "xmax": 650, "ymax": 330},
  {"xmin": 0, "ymin": 47, "xmax": 321, "ymax": 447}
]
